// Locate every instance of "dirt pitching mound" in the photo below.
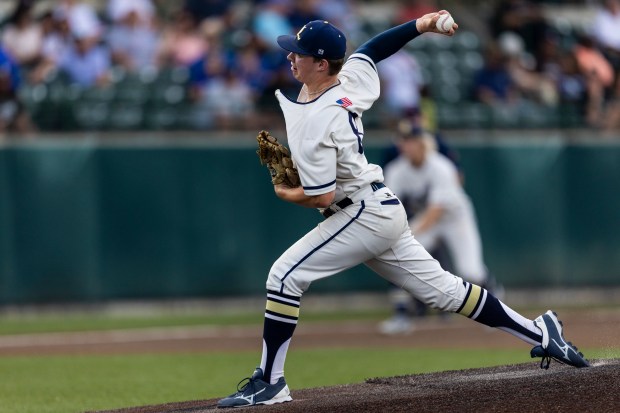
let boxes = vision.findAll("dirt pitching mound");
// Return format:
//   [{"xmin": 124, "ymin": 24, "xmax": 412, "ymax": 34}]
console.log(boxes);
[{"xmin": 97, "ymin": 359, "xmax": 619, "ymax": 413}]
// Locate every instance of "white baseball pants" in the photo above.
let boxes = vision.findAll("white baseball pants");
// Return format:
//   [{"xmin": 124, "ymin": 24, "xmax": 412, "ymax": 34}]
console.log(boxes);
[{"xmin": 267, "ymin": 185, "xmax": 467, "ymax": 312}]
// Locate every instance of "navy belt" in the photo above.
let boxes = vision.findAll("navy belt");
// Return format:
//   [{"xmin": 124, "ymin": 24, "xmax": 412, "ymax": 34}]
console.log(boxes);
[{"xmin": 322, "ymin": 182, "xmax": 386, "ymax": 218}]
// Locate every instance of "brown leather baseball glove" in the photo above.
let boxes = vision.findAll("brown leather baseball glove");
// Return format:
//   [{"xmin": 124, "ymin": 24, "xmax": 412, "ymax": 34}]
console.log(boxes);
[{"xmin": 256, "ymin": 130, "xmax": 301, "ymax": 187}]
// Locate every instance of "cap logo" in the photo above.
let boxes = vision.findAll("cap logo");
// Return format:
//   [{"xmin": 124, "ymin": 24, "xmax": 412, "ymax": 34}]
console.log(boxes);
[
  {"xmin": 296, "ymin": 24, "xmax": 307, "ymax": 40},
  {"xmin": 318, "ymin": 49, "xmax": 324, "ymax": 55}
]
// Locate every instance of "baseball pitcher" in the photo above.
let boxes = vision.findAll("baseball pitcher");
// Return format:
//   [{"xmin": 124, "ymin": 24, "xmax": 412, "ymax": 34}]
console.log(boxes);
[{"xmin": 218, "ymin": 10, "xmax": 589, "ymax": 409}]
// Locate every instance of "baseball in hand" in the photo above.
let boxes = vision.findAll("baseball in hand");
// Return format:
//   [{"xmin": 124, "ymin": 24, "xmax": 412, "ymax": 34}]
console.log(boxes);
[{"xmin": 436, "ymin": 13, "xmax": 455, "ymax": 33}]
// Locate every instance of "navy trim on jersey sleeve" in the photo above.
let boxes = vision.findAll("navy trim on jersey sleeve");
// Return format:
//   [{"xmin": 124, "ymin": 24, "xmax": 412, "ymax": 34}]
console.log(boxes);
[
  {"xmin": 348, "ymin": 55, "xmax": 376, "ymax": 71},
  {"xmin": 355, "ymin": 20, "xmax": 421, "ymax": 65},
  {"xmin": 303, "ymin": 179, "xmax": 336, "ymax": 190}
]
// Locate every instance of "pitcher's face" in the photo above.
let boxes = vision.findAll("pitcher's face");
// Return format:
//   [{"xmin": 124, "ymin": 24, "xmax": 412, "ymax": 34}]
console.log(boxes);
[{"xmin": 287, "ymin": 52, "xmax": 323, "ymax": 83}]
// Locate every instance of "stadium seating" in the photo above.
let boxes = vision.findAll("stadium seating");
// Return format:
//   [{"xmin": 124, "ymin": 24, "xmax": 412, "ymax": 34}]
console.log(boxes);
[{"xmin": 17, "ymin": 28, "xmax": 587, "ymax": 131}]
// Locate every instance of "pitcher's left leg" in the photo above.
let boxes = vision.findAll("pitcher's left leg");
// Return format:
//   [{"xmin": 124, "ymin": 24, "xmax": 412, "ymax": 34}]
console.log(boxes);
[
  {"xmin": 366, "ymin": 237, "xmax": 540, "ymax": 343},
  {"xmin": 366, "ymin": 235, "xmax": 542, "ymax": 345},
  {"xmin": 366, "ymin": 234, "xmax": 589, "ymax": 368}
]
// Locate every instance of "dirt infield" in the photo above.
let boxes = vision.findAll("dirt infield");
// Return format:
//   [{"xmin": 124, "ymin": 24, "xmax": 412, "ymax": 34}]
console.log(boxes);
[
  {"xmin": 96, "ymin": 359, "xmax": 620, "ymax": 413},
  {"xmin": 2, "ymin": 308, "xmax": 619, "ymax": 356}
]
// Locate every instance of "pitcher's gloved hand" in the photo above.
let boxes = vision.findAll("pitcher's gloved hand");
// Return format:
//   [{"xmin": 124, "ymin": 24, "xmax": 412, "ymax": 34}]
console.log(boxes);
[{"xmin": 256, "ymin": 130, "xmax": 301, "ymax": 188}]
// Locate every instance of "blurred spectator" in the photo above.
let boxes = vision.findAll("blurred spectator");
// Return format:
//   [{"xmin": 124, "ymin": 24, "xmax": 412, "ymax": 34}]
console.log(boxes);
[
  {"xmin": 288, "ymin": 0, "xmax": 323, "ymax": 31},
  {"xmin": 315, "ymin": 0, "xmax": 362, "ymax": 48},
  {"xmin": 472, "ymin": 42, "xmax": 519, "ymax": 105},
  {"xmin": 156, "ymin": 10, "xmax": 206, "ymax": 67},
  {"xmin": 591, "ymin": 0, "xmax": 620, "ymax": 68},
  {"xmin": 183, "ymin": 0, "xmax": 232, "ymax": 21},
  {"xmin": 23, "ymin": 1, "xmax": 106, "ymax": 87},
  {"xmin": 498, "ymin": 31, "xmax": 558, "ymax": 106},
  {"xmin": 107, "ymin": 0, "xmax": 155, "ymax": 25},
  {"xmin": 489, "ymin": 0, "xmax": 549, "ymax": 56},
  {"xmin": 235, "ymin": 39, "xmax": 270, "ymax": 96},
  {"xmin": 555, "ymin": 53, "xmax": 589, "ymax": 105},
  {"xmin": 536, "ymin": 30, "xmax": 563, "ymax": 75},
  {"xmin": 187, "ymin": 17, "xmax": 256, "ymax": 130},
  {"xmin": 106, "ymin": 2, "xmax": 160, "ymax": 71},
  {"xmin": 253, "ymin": 0, "xmax": 294, "ymax": 50},
  {"xmin": 573, "ymin": 35, "xmax": 614, "ymax": 127},
  {"xmin": 248, "ymin": 0, "xmax": 298, "ymax": 127},
  {"xmin": 233, "ymin": 35, "xmax": 290, "ymax": 108},
  {"xmin": 0, "ymin": 0, "xmax": 608, "ymax": 132},
  {"xmin": 29, "ymin": 8, "xmax": 72, "ymax": 84},
  {"xmin": 573, "ymin": 36, "xmax": 614, "ymax": 88},
  {"xmin": 54, "ymin": 0, "xmax": 102, "ymax": 46},
  {"xmin": 394, "ymin": 0, "xmax": 438, "ymax": 25},
  {"xmin": 378, "ymin": 50, "xmax": 426, "ymax": 128},
  {"xmin": 590, "ymin": 0, "xmax": 620, "ymax": 131},
  {"xmin": 249, "ymin": 37, "xmax": 297, "ymax": 128},
  {"xmin": 40, "ymin": 9, "xmax": 72, "ymax": 61},
  {"xmin": 0, "ymin": 46, "xmax": 34, "ymax": 136},
  {"xmin": 1, "ymin": 2, "xmax": 44, "ymax": 68},
  {"xmin": 537, "ymin": 33, "xmax": 588, "ymax": 109},
  {"xmin": 58, "ymin": 33, "xmax": 112, "ymax": 88},
  {"xmin": 200, "ymin": 66, "xmax": 256, "ymax": 130}
]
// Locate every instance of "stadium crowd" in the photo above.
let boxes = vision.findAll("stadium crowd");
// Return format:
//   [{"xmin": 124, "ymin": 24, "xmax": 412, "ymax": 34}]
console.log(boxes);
[{"xmin": 0, "ymin": 0, "xmax": 619, "ymax": 135}]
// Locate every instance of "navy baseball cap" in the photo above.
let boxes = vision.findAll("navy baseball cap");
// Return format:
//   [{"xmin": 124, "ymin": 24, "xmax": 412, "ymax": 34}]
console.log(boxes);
[{"xmin": 277, "ymin": 20, "xmax": 346, "ymax": 60}]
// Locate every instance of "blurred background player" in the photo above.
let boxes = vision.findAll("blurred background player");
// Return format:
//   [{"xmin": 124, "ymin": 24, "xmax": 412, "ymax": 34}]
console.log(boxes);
[{"xmin": 379, "ymin": 121, "xmax": 501, "ymax": 334}]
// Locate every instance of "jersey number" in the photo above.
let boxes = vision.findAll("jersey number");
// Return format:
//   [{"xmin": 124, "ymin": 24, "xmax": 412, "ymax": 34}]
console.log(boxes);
[{"xmin": 348, "ymin": 112, "xmax": 364, "ymax": 154}]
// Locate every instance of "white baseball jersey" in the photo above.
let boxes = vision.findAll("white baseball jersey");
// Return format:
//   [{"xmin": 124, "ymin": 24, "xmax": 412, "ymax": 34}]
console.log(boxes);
[
  {"xmin": 275, "ymin": 53, "xmax": 384, "ymax": 202},
  {"xmin": 269, "ymin": 52, "xmax": 469, "ymax": 318},
  {"xmin": 384, "ymin": 151, "xmax": 487, "ymax": 283}
]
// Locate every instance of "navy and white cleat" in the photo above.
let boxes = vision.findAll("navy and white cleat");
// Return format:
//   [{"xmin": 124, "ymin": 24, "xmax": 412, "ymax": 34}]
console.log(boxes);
[
  {"xmin": 217, "ymin": 367, "xmax": 292, "ymax": 408},
  {"xmin": 531, "ymin": 310, "xmax": 590, "ymax": 369}
]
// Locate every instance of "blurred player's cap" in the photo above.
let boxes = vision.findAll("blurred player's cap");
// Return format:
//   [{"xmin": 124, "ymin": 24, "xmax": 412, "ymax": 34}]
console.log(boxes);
[
  {"xmin": 277, "ymin": 20, "xmax": 346, "ymax": 60},
  {"xmin": 397, "ymin": 120, "xmax": 436, "ymax": 151},
  {"xmin": 397, "ymin": 120, "xmax": 425, "ymax": 139}
]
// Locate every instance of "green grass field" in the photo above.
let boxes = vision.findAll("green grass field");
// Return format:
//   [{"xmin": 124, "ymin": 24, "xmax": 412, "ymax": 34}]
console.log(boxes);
[
  {"xmin": 2, "ymin": 348, "xmax": 618, "ymax": 413},
  {"xmin": 0, "ymin": 350, "xmax": 530, "ymax": 413},
  {"xmin": 0, "ymin": 309, "xmax": 618, "ymax": 413}
]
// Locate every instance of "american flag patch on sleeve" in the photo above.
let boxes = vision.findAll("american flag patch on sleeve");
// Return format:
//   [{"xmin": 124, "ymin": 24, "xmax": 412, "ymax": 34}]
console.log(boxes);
[{"xmin": 336, "ymin": 97, "xmax": 352, "ymax": 107}]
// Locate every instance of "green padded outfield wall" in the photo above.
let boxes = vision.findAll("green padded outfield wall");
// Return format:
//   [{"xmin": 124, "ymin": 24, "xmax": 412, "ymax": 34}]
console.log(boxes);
[{"xmin": 0, "ymin": 136, "xmax": 619, "ymax": 304}]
